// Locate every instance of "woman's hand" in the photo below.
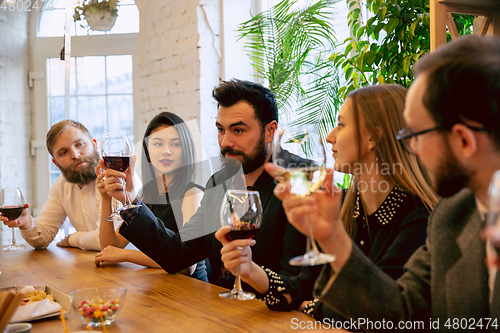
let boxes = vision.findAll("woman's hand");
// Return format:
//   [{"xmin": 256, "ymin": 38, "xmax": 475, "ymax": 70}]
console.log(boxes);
[
  {"xmin": 99, "ymin": 155, "xmax": 137, "ymax": 204},
  {"xmin": 265, "ymin": 164, "xmax": 343, "ymax": 244},
  {"xmin": 95, "ymin": 246, "xmax": 127, "ymax": 266},
  {"xmin": 265, "ymin": 163, "xmax": 352, "ymax": 271},
  {"xmin": 215, "ymin": 226, "xmax": 256, "ymax": 279},
  {"xmin": 96, "ymin": 165, "xmax": 111, "ymax": 200}
]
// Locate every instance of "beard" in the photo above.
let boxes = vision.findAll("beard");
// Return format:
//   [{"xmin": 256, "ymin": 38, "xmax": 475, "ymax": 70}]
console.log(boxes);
[
  {"xmin": 57, "ymin": 149, "xmax": 100, "ymax": 186},
  {"xmin": 220, "ymin": 130, "xmax": 268, "ymax": 175},
  {"xmin": 432, "ymin": 140, "xmax": 472, "ymax": 197}
]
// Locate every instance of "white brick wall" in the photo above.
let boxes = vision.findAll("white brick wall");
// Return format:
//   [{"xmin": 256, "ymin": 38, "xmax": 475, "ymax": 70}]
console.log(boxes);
[
  {"xmin": 135, "ymin": 0, "xmax": 222, "ymax": 181},
  {"xmin": 0, "ymin": 8, "xmax": 32, "ymax": 203}
]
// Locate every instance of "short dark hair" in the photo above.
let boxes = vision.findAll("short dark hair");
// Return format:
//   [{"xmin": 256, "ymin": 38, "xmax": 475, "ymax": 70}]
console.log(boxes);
[
  {"xmin": 46, "ymin": 120, "xmax": 92, "ymax": 157},
  {"xmin": 212, "ymin": 78, "xmax": 278, "ymax": 128},
  {"xmin": 414, "ymin": 35, "xmax": 500, "ymax": 147},
  {"xmin": 141, "ymin": 112, "xmax": 196, "ymax": 203}
]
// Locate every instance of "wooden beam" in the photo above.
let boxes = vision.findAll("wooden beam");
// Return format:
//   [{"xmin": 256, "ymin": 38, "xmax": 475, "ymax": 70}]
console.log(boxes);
[
  {"xmin": 479, "ymin": 15, "xmax": 492, "ymax": 35},
  {"xmin": 446, "ymin": 12, "xmax": 460, "ymax": 39},
  {"xmin": 445, "ymin": 3, "xmax": 491, "ymax": 16},
  {"xmin": 431, "ymin": 0, "xmax": 448, "ymax": 51},
  {"xmin": 492, "ymin": 8, "xmax": 500, "ymax": 36}
]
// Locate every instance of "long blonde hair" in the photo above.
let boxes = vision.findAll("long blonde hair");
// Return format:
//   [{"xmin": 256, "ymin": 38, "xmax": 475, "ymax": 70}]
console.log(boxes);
[{"xmin": 340, "ymin": 84, "xmax": 438, "ymax": 236}]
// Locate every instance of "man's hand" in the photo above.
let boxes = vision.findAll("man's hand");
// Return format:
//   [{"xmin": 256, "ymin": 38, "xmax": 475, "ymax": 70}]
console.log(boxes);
[
  {"xmin": 215, "ymin": 226, "xmax": 256, "ymax": 279},
  {"xmin": 1, "ymin": 203, "xmax": 32, "ymax": 230},
  {"xmin": 56, "ymin": 234, "xmax": 73, "ymax": 248}
]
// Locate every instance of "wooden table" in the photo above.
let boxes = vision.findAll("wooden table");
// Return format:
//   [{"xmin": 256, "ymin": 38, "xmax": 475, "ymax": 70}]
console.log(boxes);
[{"xmin": 0, "ymin": 244, "xmax": 314, "ymax": 332}]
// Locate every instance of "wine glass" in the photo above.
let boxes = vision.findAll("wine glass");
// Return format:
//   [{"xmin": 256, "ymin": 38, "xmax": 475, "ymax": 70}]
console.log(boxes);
[
  {"xmin": 219, "ymin": 189, "xmax": 263, "ymax": 300},
  {"xmin": 0, "ymin": 187, "xmax": 26, "ymax": 252},
  {"xmin": 486, "ymin": 170, "xmax": 500, "ymax": 262},
  {"xmin": 101, "ymin": 132, "xmax": 139, "ymax": 214},
  {"xmin": 272, "ymin": 124, "xmax": 336, "ymax": 266}
]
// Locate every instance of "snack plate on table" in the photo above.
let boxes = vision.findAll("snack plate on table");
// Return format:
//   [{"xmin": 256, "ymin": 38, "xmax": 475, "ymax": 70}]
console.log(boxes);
[{"xmin": 1, "ymin": 285, "xmax": 71, "ymax": 323}]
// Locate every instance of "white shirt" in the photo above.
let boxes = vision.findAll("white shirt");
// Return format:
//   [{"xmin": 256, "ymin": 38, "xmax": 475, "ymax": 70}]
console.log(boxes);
[{"xmin": 20, "ymin": 175, "xmax": 102, "ymax": 251}]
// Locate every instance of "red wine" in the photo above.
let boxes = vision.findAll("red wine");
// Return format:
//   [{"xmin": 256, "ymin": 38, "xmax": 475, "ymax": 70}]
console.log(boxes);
[
  {"xmin": 0, "ymin": 206, "xmax": 24, "ymax": 220},
  {"xmin": 226, "ymin": 225, "xmax": 259, "ymax": 241},
  {"xmin": 103, "ymin": 156, "xmax": 130, "ymax": 172}
]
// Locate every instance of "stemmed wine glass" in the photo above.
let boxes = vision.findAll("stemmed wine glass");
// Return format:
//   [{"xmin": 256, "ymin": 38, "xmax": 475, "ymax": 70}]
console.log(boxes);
[
  {"xmin": 1, "ymin": 187, "xmax": 26, "ymax": 252},
  {"xmin": 101, "ymin": 132, "xmax": 139, "ymax": 218},
  {"xmin": 272, "ymin": 124, "xmax": 336, "ymax": 266},
  {"xmin": 219, "ymin": 189, "xmax": 262, "ymax": 300},
  {"xmin": 486, "ymin": 170, "xmax": 500, "ymax": 262}
]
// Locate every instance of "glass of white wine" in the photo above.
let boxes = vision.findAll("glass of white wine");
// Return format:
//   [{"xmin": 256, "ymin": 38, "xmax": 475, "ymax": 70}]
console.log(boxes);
[
  {"xmin": 272, "ymin": 125, "xmax": 335, "ymax": 266},
  {"xmin": 486, "ymin": 170, "xmax": 500, "ymax": 264}
]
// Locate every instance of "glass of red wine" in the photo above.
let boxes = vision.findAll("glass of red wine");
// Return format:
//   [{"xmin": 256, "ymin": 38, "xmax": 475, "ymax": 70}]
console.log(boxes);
[
  {"xmin": 101, "ymin": 132, "xmax": 140, "ymax": 217},
  {"xmin": 1, "ymin": 187, "xmax": 26, "ymax": 252},
  {"xmin": 219, "ymin": 189, "xmax": 262, "ymax": 300}
]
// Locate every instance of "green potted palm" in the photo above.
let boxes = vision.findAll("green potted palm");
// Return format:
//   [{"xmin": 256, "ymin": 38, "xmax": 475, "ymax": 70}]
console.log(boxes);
[
  {"xmin": 73, "ymin": 0, "xmax": 120, "ymax": 32},
  {"xmin": 238, "ymin": 0, "xmax": 341, "ymax": 139}
]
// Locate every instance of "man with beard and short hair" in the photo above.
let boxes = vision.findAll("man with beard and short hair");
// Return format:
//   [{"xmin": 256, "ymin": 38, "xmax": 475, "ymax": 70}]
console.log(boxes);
[
  {"xmin": 270, "ymin": 35, "xmax": 500, "ymax": 331},
  {"xmin": 110, "ymin": 79, "xmax": 307, "ymax": 288},
  {"xmin": 1, "ymin": 120, "xmax": 104, "ymax": 250}
]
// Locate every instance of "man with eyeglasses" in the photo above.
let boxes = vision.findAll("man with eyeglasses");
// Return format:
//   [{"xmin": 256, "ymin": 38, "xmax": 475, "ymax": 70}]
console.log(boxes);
[{"xmin": 274, "ymin": 35, "xmax": 500, "ymax": 332}]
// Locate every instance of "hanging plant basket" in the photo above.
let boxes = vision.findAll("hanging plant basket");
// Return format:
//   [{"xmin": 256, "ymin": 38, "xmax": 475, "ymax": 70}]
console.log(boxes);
[
  {"xmin": 73, "ymin": 0, "xmax": 120, "ymax": 33},
  {"xmin": 84, "ymin": 10, "xmax": 117, "ymax": 31}
]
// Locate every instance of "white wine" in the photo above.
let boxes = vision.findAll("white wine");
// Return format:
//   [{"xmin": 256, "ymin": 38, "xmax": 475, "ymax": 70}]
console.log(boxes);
[{"xmin": 276, "ymin": 166, "xmax": 326, "ymax": 197}]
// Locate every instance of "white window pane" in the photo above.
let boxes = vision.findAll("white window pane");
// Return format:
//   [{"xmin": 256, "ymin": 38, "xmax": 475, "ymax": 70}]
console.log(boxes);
[
  {"xmin": 107, "ymin": 95, "xmax": 133, "ymax": 135},
  {"xmin": 50, "ymin": 96, "xmax": 78, "ymax": 125},
  {"xmin": 107, "ymin": 55, "xmax": 132, "ymax": 94},
  {"xmin": 47, "ymin": 58, "xmax": 76, "ymax": 97},
  {"xmin": 49, "ymin": 97, "xmax": 64, "ymax": 125},
  {"xmin": 77, "ymin": 96, "xmax": 107, "ymax": 139},
  {"xmin": 51, "ymin": 172, "xmax": 60, "ymax": 186},
  {"xmin": 39, "ymin": 8, "xmax": 76, "ymax": 37},
  {"xmin": 76, "ymin": 57, "xmax": 106, "ymax": 95},
  {"xmin": 109, "ymin": 5, "xmax": 139, "ymax": 34}
]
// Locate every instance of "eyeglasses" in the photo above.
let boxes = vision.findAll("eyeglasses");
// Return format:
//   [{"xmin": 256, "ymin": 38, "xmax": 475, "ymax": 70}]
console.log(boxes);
[{"xmin": 397, "ymin": 124, "xmax": 486, "ymax": 154}]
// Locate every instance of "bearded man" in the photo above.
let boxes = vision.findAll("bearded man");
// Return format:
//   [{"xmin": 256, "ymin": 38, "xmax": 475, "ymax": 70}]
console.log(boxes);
[
  {"xmin": 105, "ymin": 79, "xmax": 307, "ymax": 288},
  {"xmin": 1, "ymin": 120, "xmax": 103, "ymax": 250}
]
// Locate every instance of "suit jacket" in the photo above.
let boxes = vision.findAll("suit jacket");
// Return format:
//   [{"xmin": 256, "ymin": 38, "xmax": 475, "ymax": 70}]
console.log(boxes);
[
  {"xmin": 314, "ymin": 188, "xmax": 494, "ymax": 332},
  {"xmin": 120, "ymin": 165, "xmax": 306, "ymax": 288}
]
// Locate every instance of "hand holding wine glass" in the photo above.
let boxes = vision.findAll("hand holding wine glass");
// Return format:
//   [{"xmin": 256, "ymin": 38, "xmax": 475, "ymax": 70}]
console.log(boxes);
[
  {"xmin": 272, "ymin": 125, "xmax": 335, "ymax": 266},
  {"xmin": 100, "ymin": 132, "xmax": 139, "ymax": 218},
  {"xmin": 484, "ymin": 170, "xmax": 500, "ymax": 268},
  {"xmin": 219, "ymin": 189, "xmax": 262, "ymax": 300},
  {"xmin": 0, "ymin": 187, "xmax": 27, "ymax": 252}
]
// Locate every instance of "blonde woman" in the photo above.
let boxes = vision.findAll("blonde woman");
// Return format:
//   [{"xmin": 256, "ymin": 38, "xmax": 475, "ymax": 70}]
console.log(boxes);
[{"xmin": 215, "ymin": 84, "xmax": 438, "ymax": 321}]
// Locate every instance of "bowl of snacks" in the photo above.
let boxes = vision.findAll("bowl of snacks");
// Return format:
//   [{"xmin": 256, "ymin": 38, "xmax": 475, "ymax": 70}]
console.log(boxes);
[{"xmin": 69, "ymin": 287, "xmax": 126, "ymax": 327}]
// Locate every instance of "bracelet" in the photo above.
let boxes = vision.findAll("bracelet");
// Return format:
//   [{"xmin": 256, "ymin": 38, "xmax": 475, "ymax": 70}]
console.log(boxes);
[
  {"xmin": 261, "ymin": 267, "xmax": 290, "ymax": 310},
  {"xmin": 302, "ymin": 298, "xmax": 319, "ymax": 317}
]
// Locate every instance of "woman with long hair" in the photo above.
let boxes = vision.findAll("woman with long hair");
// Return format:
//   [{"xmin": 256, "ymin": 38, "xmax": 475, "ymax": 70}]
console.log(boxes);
[
  {"xmin": 96, "ymin": 112, "xmax": 207, "ymax": 281},
  {"xmin": 215, "ymin": 84, "xmax": 437, "ymax": 318}
]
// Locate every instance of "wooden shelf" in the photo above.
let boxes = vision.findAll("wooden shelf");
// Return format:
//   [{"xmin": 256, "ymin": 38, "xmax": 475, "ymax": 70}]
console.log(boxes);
[{"xmin": 431, "ymin": 0, "xmax": 500, "ymax": 50}]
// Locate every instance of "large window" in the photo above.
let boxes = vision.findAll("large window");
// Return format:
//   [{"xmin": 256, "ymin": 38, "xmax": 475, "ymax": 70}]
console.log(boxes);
[
  {"xmin": 30, "ymin": 0, "xmax": 139, "ymax": 216},
  {"xmin": 46, "ymin": 55, "xmax": 134, "ymax": 185}
]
